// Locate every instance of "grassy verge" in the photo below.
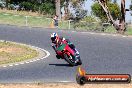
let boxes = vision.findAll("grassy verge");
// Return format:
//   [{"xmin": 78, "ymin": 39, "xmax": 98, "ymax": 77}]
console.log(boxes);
[
  {"xmin": 0, "ymin": 41, "xmax": 38, "ymax": 65},
  {"xmin": 0, "ymin": 12, "xmax": 53, "ymax": 27},
  {"xmin": 125, "ymin": 26, "xmax": 132, "ymax": 35},
  {"xmin": 0, "ymin": 9, "xmax": 42, "ymax": 17},
  {"xmin": 0, "ymin": 9, "xmax": 132, "ymax": 35}
]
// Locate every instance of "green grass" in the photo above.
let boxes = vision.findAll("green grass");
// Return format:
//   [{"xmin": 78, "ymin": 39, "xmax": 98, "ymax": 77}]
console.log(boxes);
[
  {"xmin": 0, "ymin": 13, "xmax": 25, "ymax": 26},
  {"xmin": 103, "ymin": 26, "xmax": 116, "ymax": 33},
  {"xmin": 0, "ymin": 12, "xmax": 132, "ymax": 35},
  {"xmin": 0, "ymin": 12, "xmax": 72, "ymax": 29},
  {"xmin": 0, "ymin": 41, "xmax": 38, "ymax": 65},
  {"xmin": 0, "ymin": 12, "xmax": 53, "ymax": 27},
  {"xmin": 27, "ymin": 16, "xmax": 52, "ymax": 27},
  {"xmin": 125, "ymin": 27, "xmax": 132, "ymax": 35},
  {"xmin": 59, "ymin": 20, "xmax": 69, "ymax": 29}
]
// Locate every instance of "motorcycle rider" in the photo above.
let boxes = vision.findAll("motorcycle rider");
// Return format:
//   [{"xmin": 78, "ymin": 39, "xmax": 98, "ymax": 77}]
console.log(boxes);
[{"xmin": 50, "ymin": 32, "xmax": 79, "ymax": 59}]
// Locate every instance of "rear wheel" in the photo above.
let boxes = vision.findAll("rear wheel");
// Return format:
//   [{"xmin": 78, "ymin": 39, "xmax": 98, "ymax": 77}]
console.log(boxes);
[
  {"xmin": 64, "ymin": 54, "xmax": 76, "ymax": 66},
  {"xmin": 56, "ymin": 54, "xmax": 61, "ymax": 59}
]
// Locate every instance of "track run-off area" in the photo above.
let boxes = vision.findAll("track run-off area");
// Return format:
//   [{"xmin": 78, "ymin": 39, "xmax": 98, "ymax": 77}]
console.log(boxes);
[{"xmin": 0, "ymin": 24, "xmax": 132, "ymax": 83}]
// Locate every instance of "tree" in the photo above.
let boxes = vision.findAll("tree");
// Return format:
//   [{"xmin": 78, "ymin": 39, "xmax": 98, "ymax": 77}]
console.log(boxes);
[
  {"xmin": 62, "ymin": 0, "xmax": 69, "ymax": 19},
  {"xmin": 61, "ymin": 0, "xmax": 86, "ymax": 19},
  {"xmin": 39, "ymin": 2, "xmax": 55, "ymax": 15},
  {"xmin": 91, "ymin": 2, "xmax": 120, "ymax": 22},
  {"xmin": 10, "ymin": 0, "xmax": 56, "ymax": 15},
  {"xmin": 130, "ymin": 0, "xmax": 132, "ymax": 15},
  {"xmin": 92, "ymin": 0, "xmax": 126, "ymax": 34},
  {"xmin": 5, "ymin": 0, "xmax": 9, "ymax": 9},
  {"xmin": 55, "ymin": 0, "xmax": 61, "ymax": 18},
  {"xmin": 113, "ymin": 0, "xmax": 117, "ymax": 3}
]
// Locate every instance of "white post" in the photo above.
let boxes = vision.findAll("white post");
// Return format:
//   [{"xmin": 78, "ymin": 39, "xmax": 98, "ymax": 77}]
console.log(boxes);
[
  {"xmin": 68, "ymin": 20, "xmax": 71, "ymax": 29},
  {"xmin": 25, "ymin": 16, "xmax": 28, "ymax": 26},
  {"xmin": 46, "ymin": 18, "xmax": 51, "ymax": 25}
]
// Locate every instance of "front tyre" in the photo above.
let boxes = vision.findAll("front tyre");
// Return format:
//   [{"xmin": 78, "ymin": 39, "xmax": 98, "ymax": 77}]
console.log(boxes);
[
  {"xmin": 75, "ymin": 55, "xmax": 82, "ymax": 65},
  {"xmin": 77, "ymin": 58, "xmax": 82, "ymax": 65}
]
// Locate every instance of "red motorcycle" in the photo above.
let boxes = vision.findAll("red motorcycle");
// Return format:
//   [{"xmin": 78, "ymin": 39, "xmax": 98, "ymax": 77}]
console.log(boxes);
[{"xmin": 52, "ymin": 41, "xmax": 82, "ymax": 66}]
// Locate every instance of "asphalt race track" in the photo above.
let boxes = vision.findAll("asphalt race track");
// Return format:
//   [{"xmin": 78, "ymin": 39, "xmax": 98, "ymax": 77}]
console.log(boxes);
[{"xmin": 0, "ymin": 24, "xmax": 132, "ymax": 83}]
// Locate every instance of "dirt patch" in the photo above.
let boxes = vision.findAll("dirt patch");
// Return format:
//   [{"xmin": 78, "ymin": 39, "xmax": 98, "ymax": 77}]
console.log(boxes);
[
  {"xmin": 0, "ymin": 83, "xmax": 132, "ymax": 88},
  {"xmin": 0, "ymin": 41, "xmax": 38, "ymax": 64},
  {"xmin": 0, "ymin": 56, "xmax": 8, "ymax": 62},
  {"xmin": 0, "ymin": 47, "xmax": 25, "ymax": 53}
]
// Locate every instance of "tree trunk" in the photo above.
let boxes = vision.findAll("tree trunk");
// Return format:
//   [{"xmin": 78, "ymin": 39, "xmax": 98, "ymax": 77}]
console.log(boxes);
[
  {"xmin": 55, "ymin": 0, "xmax": 61, "ymax": 19},
  {"xmin": 6, "ymin": 0, "xmax": 8, "ymax": 9},
  {"xmin": 97, "ymin": 0, "xmax": 126, "ymax": 34},
  {"xmin": 119, "ymin": 0, "xmax": 126, "ymax": 34},
  {"xmin": 64, "ymin": 0, "xmax": 69, "ymax": 19}
]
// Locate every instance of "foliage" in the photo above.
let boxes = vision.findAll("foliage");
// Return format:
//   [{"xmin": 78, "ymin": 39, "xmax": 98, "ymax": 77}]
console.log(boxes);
[
  {"xmin": 72, "ymin": 15, "xmax": 100, "ymax": 30},
  {"xmin": 39, "ymin": 2, "xmax": 55, "ymax": 15},
  {"xmin": 0, "ymin": 1, "xmax": 6, "ymax": 9},
  {"xmin": 130, "ymin": 5, "xmax": 132, "ymax": 10},
  {"xmin": 91, "ymin": 3, "xmax": 105, "ymax": 21},
  {"xmin": 19, "ymin": 1, "xmax": 55, "ymax": 14},
  {"xmin": 71, "ymin": 0, "xmax": 86, "ymax": 8},
  {"xmin": 20, "ymin": 1, "xmax": 33, "ymax": 11},
  {"xmin": 61, "ymin": 0, "xmax": 87, "ymax": 19},
  {"xmin": 75, "ymin": 8, "xmax": 87, "ymax": 18},
  {"xmin": 109, "ymin": 3, "xmax": 121, "ymax": 19},
  {"xmin": 130, "ymin": 4, "xmax": 132, "ymax": 15},
  {"xmin": 61, "ymin": 0, "xmax": 86, "ymax": 7},
  {"xmin": 81, "ymin": 16, "xmax": 98, "ymax": 22},
  {"xmin": 91, "ymin": 2, "xmax": 121, "ymax": 22},
  {"xmin": 4, "ymin": 0, "xmax": 55, "ymax": 15},
  {"xmin": 2, "ymin": 0, "xmax": 88, "ymax": 17}
]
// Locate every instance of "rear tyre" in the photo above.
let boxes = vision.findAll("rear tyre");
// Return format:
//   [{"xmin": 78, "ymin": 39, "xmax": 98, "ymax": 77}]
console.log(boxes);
[
  {"xmin": 64, "ymin": 54, "xmax": 76, "ymax": 66},
  {"xmin": 56, "ymin": 54, "xmax": 61, "ymax": 59}
]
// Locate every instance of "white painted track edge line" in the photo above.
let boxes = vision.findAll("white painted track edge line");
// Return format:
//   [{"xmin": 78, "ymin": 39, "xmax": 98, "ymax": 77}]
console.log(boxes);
[{"xmin": 0, "ymin": 40, "xmax": 50, "ymax": 68}]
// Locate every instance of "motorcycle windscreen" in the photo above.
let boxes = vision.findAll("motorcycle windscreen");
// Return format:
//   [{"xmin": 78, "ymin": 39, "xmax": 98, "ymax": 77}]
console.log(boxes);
[{"xmin": 56, "ymin": 44, "xmax": 66, "ymax": 51}]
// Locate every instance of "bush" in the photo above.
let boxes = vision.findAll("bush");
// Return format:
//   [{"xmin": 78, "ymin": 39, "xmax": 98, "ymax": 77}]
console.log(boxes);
[
  {"xmin": 91, "ymin": 2, "xmax": 121, "ymax": 22},
  {"xmin": 0, "ymin": 1, "xmax": 5, "ymax": 9},
  {"xmin": 71, "ymin": 16, "xmax": 102, "ymax": 31},
  {"xmin": 81, "ymin": 16, "xmax": 98, "ymax": 23},
  {"xmin": 39, "ymin": 2, "xmax": 55, "ymax": 15},
  {"xmin": 33, "ymin": 4, "xmax": 39, "ymax": 12},
  {"xmin": 19, "ymin": 1, "xmax": 55, "ymax": 15},
  {"xmin": 8, "ymin": 4, "xmax": 15, "ymax": 10},
  {"xmin": 20, "ymin": 1, "xmax": 33, "ymax": 11}
]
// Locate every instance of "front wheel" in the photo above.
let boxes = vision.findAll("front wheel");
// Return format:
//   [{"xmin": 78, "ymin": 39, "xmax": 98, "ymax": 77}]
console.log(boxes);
[
  {"xmin": 64, "ymin": 54, "xmax": 76, "ymax": 66},
  {"xmin": 77, "ymin": 58, "xmax": 82, "ymax": 65},
  {"xmin": 75, "ymin": 54, "xmax": 82, "ymax": 65}
]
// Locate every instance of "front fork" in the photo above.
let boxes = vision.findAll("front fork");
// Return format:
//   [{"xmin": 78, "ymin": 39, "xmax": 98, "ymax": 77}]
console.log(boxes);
[{"xmin": 52, "ymin": 45, "xmax": 58, "ymax": 54}]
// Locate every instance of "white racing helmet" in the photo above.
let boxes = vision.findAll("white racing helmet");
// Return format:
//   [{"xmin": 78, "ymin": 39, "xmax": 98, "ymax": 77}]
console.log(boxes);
[{"xmin": 51, "ymin": 32, "xmax": 58, "ymax": 43}]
